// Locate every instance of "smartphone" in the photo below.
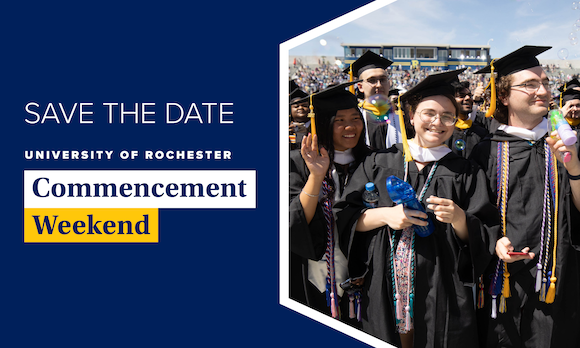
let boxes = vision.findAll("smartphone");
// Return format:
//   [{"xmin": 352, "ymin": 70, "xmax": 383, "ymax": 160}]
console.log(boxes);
[{"xmin": 507, "ymin": 251, "xmax": 529, "ymax": 256}]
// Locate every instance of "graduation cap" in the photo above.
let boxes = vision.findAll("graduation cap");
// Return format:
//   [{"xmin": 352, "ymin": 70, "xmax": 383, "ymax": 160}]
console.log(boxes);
[
  {"xmin": 475, "ymin": 45, "xmax": 551, "ymax": 77},
  {"xmin": 558, "ymin": 78, "xmax": 580, "ymax": 92},
  {"xmin": 290, "ymin": 89, "xmax": 308, "ymax": 104},
  {"xmin": 290, "ymin": 80, "xmax": 300, "ymax": 94},
  {"xmin": 561, "ymin": 87, "xmax": 580, "ymax": 104},
  {"xmin": 388, "ymin": 89, "xmax": 400, "ymax": 97},
  {"xmin": 295, "ymin": 80, "xmax": 361, "ymax": 138},
  {"xmin": 343, "ymin": 51, "xmax": 393, "ymax": 78},
  {"xmin": 400, "ymin": 68, "xmax": 466, "ymax": 103},
  {"xmin": 289, "ymin": 80, "xmax": 308, "ymax": 104},
  {"xmin": 475, "ymin": 45, "xmax": 551, "ymax": 117}
]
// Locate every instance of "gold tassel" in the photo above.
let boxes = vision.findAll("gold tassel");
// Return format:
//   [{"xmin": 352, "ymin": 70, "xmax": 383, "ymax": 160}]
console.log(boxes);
[
  {"xmin": 502, "ymin": 266, "xmax": 511, "ymax": 298},
  {"xmin": 397, "ymin": 95, "xmax": 413, "ymax": 162},
  {"xmin": 485, "ymin": 59, "xmax": 496, "ymax": 118},
  {"xmin": 560, "ymin": 83, "xmax": 566, "ymax": 109},
  {"xmin": 348, "ymin": 67, "xmax": 355, "ymax": 94},
  {"xmin": 498, "ymin": 294, "xmax": 507, "ymax": 313},
  {"xmin": 545, "ymin": 276, "xmax": 557, "ymax": 304},
  {"xmin": 308, "ymin": 94, "xmax": 316, "ymax": 137}
]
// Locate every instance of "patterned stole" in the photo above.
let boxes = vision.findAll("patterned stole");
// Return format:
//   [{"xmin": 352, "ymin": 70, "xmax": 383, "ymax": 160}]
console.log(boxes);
[{"xmin": 321, "ymin": 174, "xmax": 339, "ymax": 318}]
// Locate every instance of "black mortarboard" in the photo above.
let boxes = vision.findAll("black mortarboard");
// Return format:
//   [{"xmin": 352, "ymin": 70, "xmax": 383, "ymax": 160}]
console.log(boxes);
[
  {"xmin": 388, "ymin": 89, "xmax": 399, "ymax": 96},
  {"xmin": 290, "ymin": 80, "xmax": 300, "ymax": 94},
  {"xmin": 475, "ymin": 45, "xmax": 551, "ymax": 77},
  {"xmin": 558, "ymin": 78, "xmax": 580, "ymax": 92},
  {"xmin": 561, "ymin": 87, "xmax": 580, "ymax": 103},
  {"xmin": 400, "ymin": 69, "xmax": 466, "ymax": 103},
  {"xmin": 296, "ymin": 80, "xmax": 361, "ymax": 116},
  {"xmin": 295, "ymin": 80, "xmax": 361, "ymax": 144},
  {"xmin": 343, "ymin": 51, "xmax": 393, "ymax": 78},
  {"xmin": 290, "ymin": 89, "xmax": 308, "ymax": 104},
  {"xmin": 289, "ymin": 80, "xmax": 308, "ymax": 104}
]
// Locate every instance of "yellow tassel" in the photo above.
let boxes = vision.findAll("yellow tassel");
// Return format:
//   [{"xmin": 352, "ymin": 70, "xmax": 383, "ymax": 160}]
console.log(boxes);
[
  {"xmin": 348, "ymin": 68, "xmax": 355, "ymax": 94},
  {"xmin": 485, "ymin": 59, "xmax": 496, "ymax": 118},
  {"xmin": 560, "ymin": 83, "xmax": 566, "ymax": 109},
  {"xmin": 502, "ymin": 267, "xmax": 511, "ymax": 298},
  {"xmin": 308, "ymin": 94, "xmax": 316, "ymax": 137},
  {"xmin": 397, "ymin": 95, "xmax": 413, "ymax": 162},
  {"xmin": 545, "ymin": 276, "xmax": 557, "ymax": 304},
  {"xmin": 499, "ymin": 294, "xmax": 507, "ymax": 313},
  {"xmin": 545, "ymin": 160, "xmax": 558, "ymax": 305}
]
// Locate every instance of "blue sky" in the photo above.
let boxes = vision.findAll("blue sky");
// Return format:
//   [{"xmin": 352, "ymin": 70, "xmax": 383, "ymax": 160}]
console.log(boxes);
[{"xmin": 289, "ymin": 0, "xmax": 580, "ymax": 61}]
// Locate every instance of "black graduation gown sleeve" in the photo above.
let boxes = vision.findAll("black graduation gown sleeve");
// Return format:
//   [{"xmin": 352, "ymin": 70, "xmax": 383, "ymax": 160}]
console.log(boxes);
[
  {"xmin": 333, "ymin": 144, "xmax": 499, "ymax": 347},
  {"xmin": 289, "ymin": 149, "xmax": 326, "ymax": 260}
]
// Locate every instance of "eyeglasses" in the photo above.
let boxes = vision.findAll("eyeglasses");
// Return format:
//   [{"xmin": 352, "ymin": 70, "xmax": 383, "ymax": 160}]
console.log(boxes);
[
  {"xmin": 417, "ymin": 109, "xmax": 457, "ymax": 126},
  {"xmin": 364, "ymin": 76, "xmax": 388, "ymax": 86},
  {"xmin": 511, "ymin": 80, "xmax": 550, "ymax": 92}
]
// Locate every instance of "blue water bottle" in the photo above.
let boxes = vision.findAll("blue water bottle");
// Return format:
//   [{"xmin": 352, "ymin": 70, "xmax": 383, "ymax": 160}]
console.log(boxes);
[
  {"xmin": 362, "ymin": 182, "xmax": 379, "ymax": 208},
  {"xmin": 385, "ymin": 175, "xmax": 434, "ymax": 237}
]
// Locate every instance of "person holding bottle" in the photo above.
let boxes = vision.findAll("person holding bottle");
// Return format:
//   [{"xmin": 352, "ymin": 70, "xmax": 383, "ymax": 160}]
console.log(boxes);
[{"xmin": 334, "ymin": 69, "xmax": 499, "ymax": 348}]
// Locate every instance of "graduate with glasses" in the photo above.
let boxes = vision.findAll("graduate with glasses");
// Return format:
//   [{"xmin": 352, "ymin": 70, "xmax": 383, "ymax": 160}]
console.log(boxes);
[
  {"xmin": 344, "ymin": 51, "xmax": 402, "ymax": 150},
  {"xmin": 334, "ymin": 69, "xmax": 499, "ymax": 348},
  {"xmin": 471, "ymin": 45, "xmax": 580, "ymax": 348}
]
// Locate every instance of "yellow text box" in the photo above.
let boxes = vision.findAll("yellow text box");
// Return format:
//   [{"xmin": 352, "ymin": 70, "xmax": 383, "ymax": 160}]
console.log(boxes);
[{"xmin": 24, "ymin": 208, "xmax": 158, "ymax": 243}]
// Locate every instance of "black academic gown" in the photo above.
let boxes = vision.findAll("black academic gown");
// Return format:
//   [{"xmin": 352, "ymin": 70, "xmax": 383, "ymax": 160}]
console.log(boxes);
[
  {"xmin": 334, "ymin": 144, "xmax": 499, "ymax": 348},
  {"xmin": 470, "ymin": 128, "xmax": 580, "ymax": 348},
  {"xmin": 446, "ymin": 121, "xmax": 489, "ymax": 159},
  {"xmin": 289, "ymin": 149, "xmax": 367, "ymax": 325},
  {"xmin": 362, "ymin": 109, "xmax": 389, "ymax": 151}
]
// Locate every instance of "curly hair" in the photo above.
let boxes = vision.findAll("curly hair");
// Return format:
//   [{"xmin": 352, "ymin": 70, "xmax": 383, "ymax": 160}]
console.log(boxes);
[{"xmin": 493, "ymin": 75, "xmax": 513, "ymax": 125}]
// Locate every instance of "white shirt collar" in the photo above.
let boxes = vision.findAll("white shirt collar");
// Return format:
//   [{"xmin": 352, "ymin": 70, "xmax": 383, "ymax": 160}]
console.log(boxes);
[
  {"xmin": 408, "ymin": 140, "xmax": 452, "ymax": 162},
  {"xmin": 498, "ymin": 118, "xmax": 548, "ymax": 141},
  {"xmin": 334, "ymin": 148, "xmax": 355, "ymax": 165}
]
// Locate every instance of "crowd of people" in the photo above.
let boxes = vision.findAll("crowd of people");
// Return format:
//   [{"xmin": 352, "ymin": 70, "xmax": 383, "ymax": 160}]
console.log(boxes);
[
  {"xmin": 290, "ymin": 58, "xmax": 580, "ymax": 107},
  {"xmin": 288, "ymin": 47, "xmax": 580, "ymax": 348}
]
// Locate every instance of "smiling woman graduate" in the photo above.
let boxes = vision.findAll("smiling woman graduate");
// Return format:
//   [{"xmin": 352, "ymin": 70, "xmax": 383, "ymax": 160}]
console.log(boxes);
[
  {"xmin": 289, "ymin": 81, "xmax": 371, "ymax": 325},
  {"xmin": 333, "ymin": 69, "xmax": 499, "ymax": 348}
]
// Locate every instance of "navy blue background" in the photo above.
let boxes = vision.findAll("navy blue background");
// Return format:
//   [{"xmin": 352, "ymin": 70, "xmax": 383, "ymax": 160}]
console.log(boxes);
[{"xmin": 1, "ymin": 1, "xmax": 373, "ymax": 347}]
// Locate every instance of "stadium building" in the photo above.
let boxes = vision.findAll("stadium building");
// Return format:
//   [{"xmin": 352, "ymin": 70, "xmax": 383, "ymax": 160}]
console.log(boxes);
[{"xmin": 342, "ymin": 43, "xmax": 491, "ymax": 70}]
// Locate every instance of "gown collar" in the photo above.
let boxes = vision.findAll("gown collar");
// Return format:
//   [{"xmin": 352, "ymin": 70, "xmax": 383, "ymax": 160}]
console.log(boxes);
[
  {"xmin": 334, "ymin": 148, "xmax": 355, "ymax": 165},
  {"xmin": 408, "ymin": 140, "xmax": 452, "ymax": 163},
  {"xmin": 497, "ymin": 118, "xmax": 548, "ymax": 141}
]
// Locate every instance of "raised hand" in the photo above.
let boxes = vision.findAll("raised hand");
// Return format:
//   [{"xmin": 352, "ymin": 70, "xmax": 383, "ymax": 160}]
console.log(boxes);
[{"xmin": 301, "ymin": 133, "xmax": 330, "ymax": 178}]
